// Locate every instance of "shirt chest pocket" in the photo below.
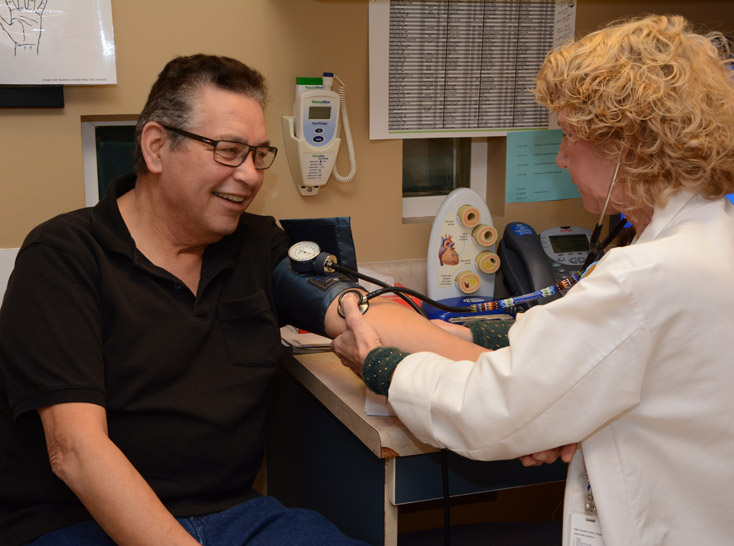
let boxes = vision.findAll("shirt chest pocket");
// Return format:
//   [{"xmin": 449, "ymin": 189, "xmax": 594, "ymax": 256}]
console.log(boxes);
[{"xmin": 218, "ymin": 291, "xmax": 282, "ymax": 367}]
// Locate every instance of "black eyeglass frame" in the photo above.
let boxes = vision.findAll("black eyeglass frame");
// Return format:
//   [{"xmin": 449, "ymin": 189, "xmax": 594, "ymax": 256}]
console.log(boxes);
[{"xmin": 161, "ymin": 125, "xmax": 278, "ymax": 170}]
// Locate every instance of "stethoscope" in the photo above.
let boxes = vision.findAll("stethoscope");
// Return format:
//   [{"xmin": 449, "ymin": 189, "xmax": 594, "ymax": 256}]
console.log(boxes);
[{"xmin": 288, "ymin": 157, "xmax": 630, "ymax": 318}]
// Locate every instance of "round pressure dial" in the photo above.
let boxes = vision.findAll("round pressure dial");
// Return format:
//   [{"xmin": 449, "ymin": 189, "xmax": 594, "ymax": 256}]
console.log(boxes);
[{"xmin": 288, "ymin": 241, "xmax": 322, "ymax": 273}]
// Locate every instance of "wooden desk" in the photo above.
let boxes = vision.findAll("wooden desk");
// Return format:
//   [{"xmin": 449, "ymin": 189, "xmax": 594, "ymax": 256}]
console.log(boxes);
[{"xmin": 267, "ymin": 352, "xmax": 566, "ymax": 546}]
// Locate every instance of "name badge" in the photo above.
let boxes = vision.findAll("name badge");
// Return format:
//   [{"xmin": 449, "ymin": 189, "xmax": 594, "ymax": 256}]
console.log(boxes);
[{"xmin": 570, "ymin": 512, "xmax": 604, "ymax": 546}]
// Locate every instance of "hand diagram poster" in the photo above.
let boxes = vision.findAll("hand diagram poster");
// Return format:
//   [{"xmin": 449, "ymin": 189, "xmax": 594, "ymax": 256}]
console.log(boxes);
[{"xmin": 0, "ymin": 0, "xmax": 116, "ymax": 85}]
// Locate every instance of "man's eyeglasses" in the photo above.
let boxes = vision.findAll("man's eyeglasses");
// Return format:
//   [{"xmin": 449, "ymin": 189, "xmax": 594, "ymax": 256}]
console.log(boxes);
[{"xmin": 162, "ymin": 125, "xmax": 278, "ymax": 170}]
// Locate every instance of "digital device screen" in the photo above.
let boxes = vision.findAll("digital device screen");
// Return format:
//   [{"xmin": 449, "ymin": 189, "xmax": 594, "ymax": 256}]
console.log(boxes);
[
  {"xmin": 549, "ymin": 234, "xmax": 590, "ymax": 254},
  {"xmin": 309, "ymin": 106, "xmax": 332, "ymax": 120}
]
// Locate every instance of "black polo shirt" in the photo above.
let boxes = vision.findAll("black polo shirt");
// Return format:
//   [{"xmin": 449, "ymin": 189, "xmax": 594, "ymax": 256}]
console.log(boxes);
[{"xmin": 0, "ymin": 174, "xmax": 293, "ymax": 546}]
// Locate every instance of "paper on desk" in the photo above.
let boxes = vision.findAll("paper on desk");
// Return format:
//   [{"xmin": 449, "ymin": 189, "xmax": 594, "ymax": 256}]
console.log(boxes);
[
  {"xmin": 280, "ymin": 325, "xmax": 331, "ymax": 352},
  {"xmin": 365, "ymin": 390, "xmax": 396, "ymax": 416}
]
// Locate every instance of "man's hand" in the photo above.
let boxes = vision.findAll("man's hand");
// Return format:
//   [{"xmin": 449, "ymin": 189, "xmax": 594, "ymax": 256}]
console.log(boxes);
[
  {"xmin": 519, "ymin": 443, "xmax": 578, "ymax": 467},
  {"xmin": 330, "ymin": 293, "xmax": 382, "ymax": 376}
]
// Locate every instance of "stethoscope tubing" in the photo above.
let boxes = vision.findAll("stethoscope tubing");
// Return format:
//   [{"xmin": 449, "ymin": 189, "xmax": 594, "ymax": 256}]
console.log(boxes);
[{"xmin": 329, "ymin": 216, "xmax": 630, "ymax": 317}]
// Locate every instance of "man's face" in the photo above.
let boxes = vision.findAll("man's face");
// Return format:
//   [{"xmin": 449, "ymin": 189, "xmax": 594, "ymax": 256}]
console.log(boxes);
[
  {"xmin": 157, "ymin": 86, "xmax": 269, "ymax": 244},
  {"xmin": 556, "ymin": 114, "xmax": 623, "ymax": 216}
]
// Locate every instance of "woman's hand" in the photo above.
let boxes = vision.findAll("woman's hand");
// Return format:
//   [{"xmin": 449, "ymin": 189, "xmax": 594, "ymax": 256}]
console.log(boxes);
[
  {"xmin": 519, "ymin": 443, "xmax": 578, "ymax": 467},
  {"xmin": 330, "ymin": 293, "xmax": 383, "ymax": 376}
]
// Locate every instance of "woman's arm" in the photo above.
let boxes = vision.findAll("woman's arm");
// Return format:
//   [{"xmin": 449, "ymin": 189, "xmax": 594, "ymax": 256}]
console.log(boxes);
[{"xmin": 330, "ymin": 296, "xmax": 577, "ymax": 465}]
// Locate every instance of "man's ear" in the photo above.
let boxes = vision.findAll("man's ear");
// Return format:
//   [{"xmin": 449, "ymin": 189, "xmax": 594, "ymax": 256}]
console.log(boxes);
[{"xmin": 140, "ymin": 122, "xmax": 166, "ymax": 174}]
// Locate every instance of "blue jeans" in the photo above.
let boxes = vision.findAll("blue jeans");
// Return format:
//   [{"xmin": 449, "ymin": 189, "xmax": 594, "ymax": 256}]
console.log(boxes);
[{"xmin": 26, "ymin": 496, "xmax": 368, "ymax": 545}]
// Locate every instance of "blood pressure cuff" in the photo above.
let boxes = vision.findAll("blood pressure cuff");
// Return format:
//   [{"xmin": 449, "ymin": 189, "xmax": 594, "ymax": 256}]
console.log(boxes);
[
  {"xmin": 279, "ymin": 217, "xmax": 358, "ymax": 281},
  {"xmin": 274, "ymin": 217, "xmax": 361, "ymax": 335},
  {"xmin": 273, "ymin": 258, "xmax": 360, "ymax": 337}
]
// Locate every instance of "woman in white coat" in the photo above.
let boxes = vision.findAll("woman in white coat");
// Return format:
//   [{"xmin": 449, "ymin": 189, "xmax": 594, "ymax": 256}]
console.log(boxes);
[{"xmin": 332, "ymin": 15, "xmax": 734, "ymax": 546}]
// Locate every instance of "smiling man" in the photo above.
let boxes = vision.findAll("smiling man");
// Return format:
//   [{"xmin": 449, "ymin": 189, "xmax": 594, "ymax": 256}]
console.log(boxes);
[
  {"xmin": 0, "ymin": 55, "xmax": 371, "ymax": 546},
  {"xmin": 118, "ymin": 80, "xmax": 275, "ymax": 293}
]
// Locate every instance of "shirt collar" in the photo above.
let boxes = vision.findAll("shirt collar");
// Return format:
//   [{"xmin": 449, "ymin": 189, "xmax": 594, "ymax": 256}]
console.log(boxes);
[
  {"xmin": 90, "ymin": 173, "xmax": 138, "ymax": 258},
  {"xmin": 635, "ymin": 191, "xmax": 704, "ymax": 244},
  {"xmin": 89, "ymin": 174, "xmax": 243, "ymax": 269}
]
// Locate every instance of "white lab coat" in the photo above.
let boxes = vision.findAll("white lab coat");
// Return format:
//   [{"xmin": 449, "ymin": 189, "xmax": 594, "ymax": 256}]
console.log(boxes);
[{"xmin": 388, "ymin": 191, "xmax": 734, "ymax": 545}]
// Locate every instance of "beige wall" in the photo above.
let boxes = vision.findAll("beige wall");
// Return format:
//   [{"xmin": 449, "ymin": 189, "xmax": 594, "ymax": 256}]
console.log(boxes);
[{"xmin": 1, "ymin": 0, "xmax": 732, "ymax": 261}]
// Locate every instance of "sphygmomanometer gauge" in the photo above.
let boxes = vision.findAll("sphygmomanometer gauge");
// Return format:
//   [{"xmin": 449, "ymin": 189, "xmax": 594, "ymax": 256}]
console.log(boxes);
[{"xmin": 288, "ymin": 240, "xmax": 325, "ymax": 273}]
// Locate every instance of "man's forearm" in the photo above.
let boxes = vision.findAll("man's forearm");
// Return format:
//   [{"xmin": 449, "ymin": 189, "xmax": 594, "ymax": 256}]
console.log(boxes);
[
  {"xmin": 366, "ymin": 300, "xmax": 486, "ymax": 359},
  {"xmin": 63, "ymin": 437, "xmax": 197, "ymax": 545},
  {"xmin": 326, "ymin": 296, "xmax": 486, "ymax": 361},
  {"xmin": 40, "ymin": 403, "xmax": 200, "ymax": 546}
]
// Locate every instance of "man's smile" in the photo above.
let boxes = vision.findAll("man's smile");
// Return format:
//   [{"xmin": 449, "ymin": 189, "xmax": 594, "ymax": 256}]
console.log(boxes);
[{"xmin": 213, "ymin": 191, "xmax": 245, "ymax": 203}]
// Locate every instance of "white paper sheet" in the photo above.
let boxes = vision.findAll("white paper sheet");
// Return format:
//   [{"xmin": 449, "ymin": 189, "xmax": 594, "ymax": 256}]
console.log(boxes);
[
  {"xmin": 369, "ymin": 0, "xmax": 576, "ymax": 139},
  {"xmin": 0, "ymin": 0, "xmax": 116, "ymax": 85}
]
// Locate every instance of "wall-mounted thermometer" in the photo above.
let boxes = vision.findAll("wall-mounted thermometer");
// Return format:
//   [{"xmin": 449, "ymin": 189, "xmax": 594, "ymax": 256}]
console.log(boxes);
[{"xmin": 293, "ymin": 88, "xmax": 340, "ymax": 147}]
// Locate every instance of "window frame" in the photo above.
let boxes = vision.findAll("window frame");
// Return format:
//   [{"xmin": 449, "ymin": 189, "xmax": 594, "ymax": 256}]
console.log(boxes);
[
  {"xmin": 81, "ymin": 118, "xmax": 137, "ymax": 206},
  {"xmin": 401, "ymin": 137, "xmax": 487, "ymax": 220}
]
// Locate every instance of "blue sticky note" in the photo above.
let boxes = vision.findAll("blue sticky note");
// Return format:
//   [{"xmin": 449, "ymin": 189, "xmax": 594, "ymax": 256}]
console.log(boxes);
[{"xmin": 506, "ymin": 129, "xmax": 580, "ymax": 203}]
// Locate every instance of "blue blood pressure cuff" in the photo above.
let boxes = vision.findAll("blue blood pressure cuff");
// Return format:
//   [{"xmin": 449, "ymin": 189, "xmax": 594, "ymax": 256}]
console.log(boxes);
[
  {"xmin": 274, "ymin": 217, "xmax": 362, "ymax": 336},
  {"xmin": 279, "ymin": 217, "xmax": 359, "ymax": 280},
  {"xmin": 273, "ymin": 258, "xmax": 360, "ymax": 337}
]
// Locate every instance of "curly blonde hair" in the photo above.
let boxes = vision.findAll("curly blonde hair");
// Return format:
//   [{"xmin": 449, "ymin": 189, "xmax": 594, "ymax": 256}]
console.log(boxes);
[{"xmin": 535, "ymin": 15, "xmax": 734, "ymax": 210}]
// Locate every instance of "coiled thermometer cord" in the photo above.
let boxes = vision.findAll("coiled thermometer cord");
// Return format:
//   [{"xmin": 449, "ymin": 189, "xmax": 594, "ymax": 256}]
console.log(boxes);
[{"xmin": 327, "ymin": 74, "xmax": 357, "ymax": 184}]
